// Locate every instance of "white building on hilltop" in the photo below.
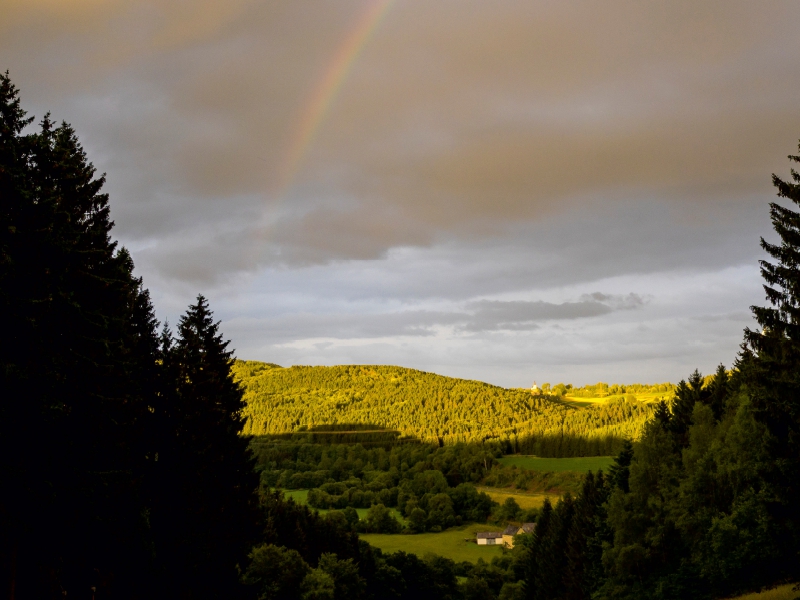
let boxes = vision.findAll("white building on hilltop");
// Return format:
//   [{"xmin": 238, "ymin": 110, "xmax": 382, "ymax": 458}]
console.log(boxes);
[{"xmin": 531, "ymin": 381, "xmax": 539, "ymax": 394}]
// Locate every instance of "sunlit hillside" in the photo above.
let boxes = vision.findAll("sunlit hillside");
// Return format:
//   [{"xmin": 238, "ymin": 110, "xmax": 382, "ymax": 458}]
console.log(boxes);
[{"xmin": 234, "ymin": 361, "xmax": 659, "ymax": 455}]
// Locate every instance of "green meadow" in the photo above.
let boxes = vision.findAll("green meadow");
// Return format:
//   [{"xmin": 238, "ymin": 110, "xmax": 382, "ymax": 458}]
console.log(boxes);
[
  {"xmin": 282, "ymin": 489, "xmax": 407, "ymax": 524},
  {"xmin": 477, "ymin": 487, "xmax": 558, "ymax": 510},
  {"xmin": 497, "ymin": 455, "xmax": 615, "ymax": 473},
  {"xmin": 284, "ymin": 488, "xmax": 509, "ymax": 563},
  {"xmin": 360, "ymin": 523, "xmax": 505, "ymax": 563}
]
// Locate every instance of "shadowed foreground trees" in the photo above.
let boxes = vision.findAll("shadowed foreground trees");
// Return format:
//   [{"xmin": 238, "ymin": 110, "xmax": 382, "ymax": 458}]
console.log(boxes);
[
  {"xmin": 0, "ymin": 73, "xmax": 258, "ymax": 598},
  {"xmin": 151, "ymin": 296, "xmax": 260, "ymax": 597},
  {"xmin": 0, "ymin": 71, "xmax": 162, "ymax": 597},
  {"xmin": 518, "ymin": 143, "xmax": 800, "ymax": 600}
]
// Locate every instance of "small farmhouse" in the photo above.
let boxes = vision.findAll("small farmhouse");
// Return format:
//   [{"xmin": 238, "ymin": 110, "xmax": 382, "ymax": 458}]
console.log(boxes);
[
  {"xmin": 476, "ymin": 531, "xmax": 504, "ymax": 546},
  {"xmin": 502, "ymin": 522, "xmax": 537, "ymax": 548}
]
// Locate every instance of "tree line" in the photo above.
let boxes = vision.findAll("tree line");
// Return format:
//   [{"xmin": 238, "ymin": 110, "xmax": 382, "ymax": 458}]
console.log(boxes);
[{"xmin": 253, "ymin": 440, "xmax": 500, "ymax": 532}]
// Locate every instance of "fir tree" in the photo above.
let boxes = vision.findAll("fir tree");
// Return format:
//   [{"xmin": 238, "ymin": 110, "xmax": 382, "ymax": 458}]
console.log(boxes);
[
  {"xmin": 669, "ymin": 371, "xmax": 704, "ymax": 446},
  {"xmin": 538, "ymin": 495, "xmax": 575, "ymax": 600},
  {"xmin": 706, "ymin": 364, "xmax": 729, "ymax": 420},
  {"xmin": 0, "ymin": 71, "xmax": 161, "ymax": 596},
  {"xmin": 524, "ymin": 497, "xmax": 552, "ymax": 600},
  {"xmin": 607, "ymin": 439, "xmax": 634, "ymax": 493},
  {"xmin": 563, "ymin": 472, "xmax": 609, "ymax": 600},
  {"xmin": 154, "ymin": 295, "xmax": 259, "ymax": 597},
  {"xmin": 740, "ymin": 140, "xmax": 800, "ymax": 581}
]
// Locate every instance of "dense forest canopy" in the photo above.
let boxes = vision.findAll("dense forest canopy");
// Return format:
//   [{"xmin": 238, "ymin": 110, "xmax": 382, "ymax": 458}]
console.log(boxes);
[{"xmin": 235, "ymin": 361, "xmax": 657, "ymax": 455}]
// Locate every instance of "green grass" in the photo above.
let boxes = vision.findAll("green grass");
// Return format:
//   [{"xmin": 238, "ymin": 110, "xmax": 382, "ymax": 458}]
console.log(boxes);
[
  {"xmin": 728, "ymin": 583, "xmax": 797, "ymax": 600},
  {"xmin": 361, "ymin": 523, "xmax": 505, "ymax": 563},
  {"xmin": 279, "ymin": 489, "xmax": 406, "ymax": 524},
  {"xmin": 283, "ymin": 489, "xmax": 310, "ymax": 504},
  {"xmin": 560, "ymin": 391, "xmax": 670, "ymax": 408},
  {"xmin": 477, "ymin": 487, "xmax": 558, "ymax": 510},
  {"xmin": 498, "ymin": 456, "xmax": 615, "ymax": 472}
]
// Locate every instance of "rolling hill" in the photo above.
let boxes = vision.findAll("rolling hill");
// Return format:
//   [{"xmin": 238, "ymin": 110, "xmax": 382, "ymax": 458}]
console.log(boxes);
[{"xmin": 234, "ymin": 361, "xmax": 658, "ymax": 453}]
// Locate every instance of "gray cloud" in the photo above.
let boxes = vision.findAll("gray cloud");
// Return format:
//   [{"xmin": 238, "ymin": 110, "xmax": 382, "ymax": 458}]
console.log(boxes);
[
  {"xmin": 221, "ymin": 292, "xmax": 645, "ymax": 346},
  {"xmin": 3, "ymin": 0, "xmax": 799, "ymax": 280},
  {"xmin": 226, "ymin": 311, "xmax": 463, "ymax": 343},
  {"xmin": 462, "ymin": 300, "xmax": 609, "ymax": 332}
]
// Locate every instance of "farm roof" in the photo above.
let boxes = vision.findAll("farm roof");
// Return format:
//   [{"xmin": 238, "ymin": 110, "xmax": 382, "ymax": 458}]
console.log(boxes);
[{"xmin": 476, "ymin": 532, "xmax": 503, "ymax": 539}]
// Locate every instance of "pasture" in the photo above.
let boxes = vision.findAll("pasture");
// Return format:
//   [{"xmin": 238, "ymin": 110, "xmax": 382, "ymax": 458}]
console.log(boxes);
[
  {"xmin": 477, "ymin": 487, "xmax": 557, "ymax": 510},
  {"xmin": 497, "ymin": 455, "xmax": 615, "ymax": 473},
  {"xmin": 361, "ymin": 523, "xmax": 505, "ymax": 563},
  {"xmin": 281, "ymin": 489, "xmax": 406, "ymax": 523},
  {"xmin": 561, "ymin": 390, "xmax": 670, "ymax": 408}
]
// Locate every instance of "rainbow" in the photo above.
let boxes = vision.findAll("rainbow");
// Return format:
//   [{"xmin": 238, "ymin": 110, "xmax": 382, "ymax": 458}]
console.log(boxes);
[{"xmin": 276, "ymin": 0, "xmax": 395, "ymax": 196}]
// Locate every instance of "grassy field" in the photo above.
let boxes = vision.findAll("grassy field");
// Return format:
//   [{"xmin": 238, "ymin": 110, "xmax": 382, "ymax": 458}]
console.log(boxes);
[
  {"xmin": 361, "ymin": 523, "xmax": 505, "ymax": 563},
  {"xmin": 281, "ymin": 489, "xmax": 406, "ymax": 523},
  {"xmin": 561, "ymin": 391, "xmax": 670, "ymax": 408},
  {"xmin": 728, "ymin": 584, "xmax": 797, "ymax": 600},
  {"xmin": 477, "ymin": 487, "xmax": 557, "ymax": 510},
  {"xmin": 497, "ymin": 456, "xmax": 615, "ymax": 472}
]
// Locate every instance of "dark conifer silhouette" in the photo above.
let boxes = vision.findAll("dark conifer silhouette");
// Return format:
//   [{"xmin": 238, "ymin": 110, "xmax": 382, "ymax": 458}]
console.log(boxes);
[
  {"xmin": 0, "ymin": 71, "xmax": 161, "ymax": 596},
  {"xmin": 706, "ymin": 363, "xmax": 729, "ymax": 420},
  {"xmin": 563, "ymin": 472, "xmax": 609, "ymax": 600},
  {"xmin": 607, "ymin": 440, "xmax": 634, "ymax": 493},
  {"xmin": 739, "ymin": 141, "xmax": 800, "ymax": 582},
  {"xmin": 153, "ymin": 295, "xmax": 259, "ymax": 597}
]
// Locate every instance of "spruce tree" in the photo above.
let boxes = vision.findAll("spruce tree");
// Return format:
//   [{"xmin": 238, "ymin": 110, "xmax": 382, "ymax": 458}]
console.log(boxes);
[
  {"xmin": 607, "ymin": 439, "xmax": 634, "ymax": 493},
  {"xmin": 154, "ymin": 295, "xmax": 259, "ymax": 597},
  {"xmin": 740, "ymin": 140, "xmax": 800, "ymax": 580},
  {"xmin": 538, "ymin": 495, "xmax": 574, "ymax": 600},
  {"xmin": 524, "ymin": 498, "xmax": 552, "ymax": 600},
  {"xmin": 563, "ymin": 472, "xmax": 609, "ymax": 600},
  {"xmin": 0, "ymin": 72, "xmax": 161, "ymax": 596},
  {"xmin": 704, "ymin": 364, "xmax": 728, "ymax": 420}
]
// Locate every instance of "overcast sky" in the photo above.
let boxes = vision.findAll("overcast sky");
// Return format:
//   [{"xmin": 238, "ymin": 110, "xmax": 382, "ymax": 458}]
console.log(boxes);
[{"xmin": 5, "ymin": 0, "xmax": 800, "ymax": 387}]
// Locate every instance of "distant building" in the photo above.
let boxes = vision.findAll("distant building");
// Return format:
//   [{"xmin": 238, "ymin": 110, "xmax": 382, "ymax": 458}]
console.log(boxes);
[
  {"xmin": 531, "ymin": 381, "xmax": 539, "ymax": 394},
  {"xmin": 501, "ymin": 525, "xmax": 518, "ymax": 547},
  {"xmin": 519, "ymin": 522, "xmax": 536, "ymax": 534},
  {"xmin": 502, "ymin": 523, "xmax": 537, "ymax": 548},
  {"xmin": 476, "ymin": 531, "xmax": 504, "ymax": 546}
]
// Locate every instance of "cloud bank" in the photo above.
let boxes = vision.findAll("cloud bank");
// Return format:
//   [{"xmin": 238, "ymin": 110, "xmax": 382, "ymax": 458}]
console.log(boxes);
[{"xmin": 3, "ymin": 0, "xmax": 796, "ymax": 384}]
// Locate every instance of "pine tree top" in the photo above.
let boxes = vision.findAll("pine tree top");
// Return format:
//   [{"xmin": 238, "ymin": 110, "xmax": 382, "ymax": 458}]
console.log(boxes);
[{"xmin": 746, "ymin": 144, "xmax": 800, "ymax": 355}]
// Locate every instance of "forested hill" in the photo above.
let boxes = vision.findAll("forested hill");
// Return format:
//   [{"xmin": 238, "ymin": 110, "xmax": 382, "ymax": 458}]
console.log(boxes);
[{"xmin": 234, "ymin": 361, "xmax": 656, "ymax": 454}]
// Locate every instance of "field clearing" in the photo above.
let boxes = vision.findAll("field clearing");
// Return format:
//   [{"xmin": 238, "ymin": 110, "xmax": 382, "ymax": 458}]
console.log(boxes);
[
  {"xmin": 280, "ymin": 489, "xmax": 406, "ymax": 524},
  {"xmin": 561, "ymin": 391, "xmax": 670, "ymax": 408},
  {"xmin": 498, "ymin": 456, "xmax": 615, "ymax": 472},
  {"xmin": 361, "ymin": 523, "xmax": 505, "ymax": 563},
  {"xmin": 477, "ymin": 487, "xmax": 557, "ymax": 510},
  {"xmin": 728, "ymin": 583, "xmax": 797, "ymax": 599}
]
